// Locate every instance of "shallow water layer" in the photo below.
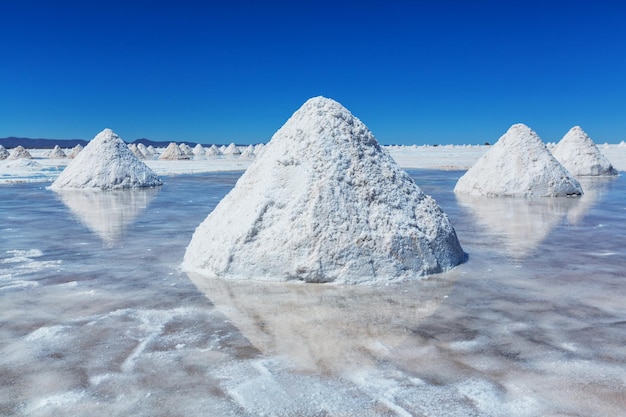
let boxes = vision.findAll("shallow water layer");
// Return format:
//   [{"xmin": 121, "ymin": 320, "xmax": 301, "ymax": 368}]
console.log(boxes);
[{"xmin": 1, "ymin": 171, "xmax": 625, "ymax": 417}]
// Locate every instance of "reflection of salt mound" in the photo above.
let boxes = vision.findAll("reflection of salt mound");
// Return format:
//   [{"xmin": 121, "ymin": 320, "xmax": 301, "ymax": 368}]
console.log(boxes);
[
  {"xmin": 454, "ymin": 124, "xmax": 583, "ymax": 197},
  {"xmin": 8, "ymin": 145, "xmax": 33, "ymax": 160},
  {"xmin": 456, "ymin": 194, "xmax": 578, "ymax": 257},
  {"xmin": 54, "ymin": 187, "xmax": 160, "ymax": 243},
  {"xmin": 188, "ymin": 270, "xmax": 458, "ymax": 373},
  {"xmin": 184, "ymin": 96, "xmax": 464, "ymax": 283},
  {"xmin": 552, "ymin": 126, "xmax": 618, "ymax": 176},
  {"xmin": 49, "ymin": 128, "xmax": 162, "ymax": 190},
  {"xmin": 48, "ymin": 145, "xmax": 67, "ymax": 159},
  {"xmin": 158, "ymin": 142, "xmax": 190, "ymax": 160},
  {"xmin": 566, "ymin": 176, "xmax": 615, "ymax": 225}
]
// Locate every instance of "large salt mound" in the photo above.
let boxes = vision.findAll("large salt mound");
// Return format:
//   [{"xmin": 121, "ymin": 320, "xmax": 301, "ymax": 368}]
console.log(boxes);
[
  {"xmin": 454, "ymin": 123, "xmax": 583, "ymax": 197},
  {"xmin": 183, "ymin": 96, "xmax": 464, "ymax": 284},
  {"xmin": 8, "ymin": 145, "xmax": 33, "ymax": 160},
  {"xmin": 49, "ymin": 128, "xmax": 162, "ymax": 190},
  {"xmin": 551, "ymin": 126, "xmax": 618, "ymax": 176}
]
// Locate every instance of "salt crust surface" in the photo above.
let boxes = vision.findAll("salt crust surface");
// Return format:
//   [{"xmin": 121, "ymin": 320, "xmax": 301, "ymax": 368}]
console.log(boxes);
[
  {"xmin": 552, "ymin": 126, "xmax": 618, "ymax": 176},
  {"xmin": 183, "ymin": 96, "xmax": 465, "ymax": 283},
  {"xmin": 49, "ymin": 128, "xmax": 162, "ymax": 190},
  {"xmin": 454, "ymin": 123, "xmax": 583, "ymax": 197}
]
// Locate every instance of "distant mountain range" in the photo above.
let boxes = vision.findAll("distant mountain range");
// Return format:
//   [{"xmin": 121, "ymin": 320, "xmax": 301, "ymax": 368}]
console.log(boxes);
[{"xmin": 0, "ymin": 137, "xmax": 209, "ymax": 149}]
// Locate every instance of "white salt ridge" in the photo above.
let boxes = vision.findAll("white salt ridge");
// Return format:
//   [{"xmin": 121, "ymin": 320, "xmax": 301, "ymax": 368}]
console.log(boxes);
[
  {"xmin": 454, "ymin": 123, "xmax": 583, "ymax": 197},
  {"xmin": 183, "ymin": 96, "xmax": 464, "ymax": 284},
  {"xmin": 551, "ymin": 126, "xmax": 618, "ymax": 176},
  {"xmin": 49, "ymin": 128, "xmax": 162, "ymax": 190}
]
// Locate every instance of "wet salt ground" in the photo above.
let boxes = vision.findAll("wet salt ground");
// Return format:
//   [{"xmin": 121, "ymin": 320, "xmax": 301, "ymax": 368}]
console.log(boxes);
[{"xmin": 1, "ymin": 171, "xmax": 625, "ymax": 416}]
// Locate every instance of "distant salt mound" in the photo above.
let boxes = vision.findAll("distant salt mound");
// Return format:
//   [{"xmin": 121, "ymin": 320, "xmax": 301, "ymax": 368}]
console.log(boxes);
[
  {"xmin": 206, "ymin": 144, "xmax": 222, "ymax": 157},
  {"xmin": 48, "ymin": 145, "xmax": 67, "ymax": 159},
  {"xmin": 127, "ymin": 143, "xmax": 145, "ymax": 159},
  {"xmin": 551, "ymin": 126, "xmax": 618, "ymax": 176},
  {"xmin": 183, "ymin": 96, "xmax": 464, "ymax": 284},
  {"xmin": 159, "ymin": 142, "xmax": 190, "ymax": 160},
  {"xmin": 239, "ymin": 144, "xmax": 255, "ymax": 159},
  {"xmin": 454, "ymin": 123, "xmax": 583, "ymax": 197},
  {"xmin": 179, "ymin": 143, "xmax": 194, "ymax": 156},
  {"xmin": 8, "ymin": 145, "xmax": 33, "ymax": 160},
  {"xmin": 192, "ymin": 143, "xmax": 206, "ymax": 156},
  {"xmin": 68, "ymin": 144, "xmax": 83, "ymax": 159},
  {"xmin": 0, "ymin": 145, "xmax": 9, "ymax": 160},
  {"xmin": 137, "ymin": 143, "xmax": 152, "ymax": 159},
  {"xmin": 49, "ymin": 128, "xmax": 162, "ymax": 190},
  {"xmin": 223, "ymin": 143, "xmax": 241, "ymax": 156}
]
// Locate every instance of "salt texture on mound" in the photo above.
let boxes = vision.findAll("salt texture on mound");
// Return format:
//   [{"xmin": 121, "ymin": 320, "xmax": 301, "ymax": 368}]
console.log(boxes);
[
  {"xmin": 0, "ymin": 145, "xmax": 9, "ymax": 160},
  {"xmin": 159, "ymin": 142, "xmax": 190, "ymax": 160},
  {"xmin": 49, "ymin": 128, "xmax": 162, "ymax": 190},
  {"xmin": 551, "ymin": 126, "xmax": 618, "ymax": 176},
  {"xmin": 454, "ymin": 123, "xmax": 583, "ymax": 197},
  {"xmin": 183, "ymin": 96, "xmax": 464, "ymax": 284}
]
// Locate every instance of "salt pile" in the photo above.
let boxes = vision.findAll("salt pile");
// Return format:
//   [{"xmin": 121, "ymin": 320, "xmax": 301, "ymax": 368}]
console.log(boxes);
[
  {"xmin": 48, "ymin": 145, "xmax": 67, "ymax": 159},
  {"xmin": 183, "ymin": 96, "xmax": 464, "ymax": 284},
  {"xmin": 49, "ymin": 128, "xmax": 162, "ymax": 190},
  {"xmin": 127, "ymin": 143, "xmax": 145, "ymax": 159},
  {"xmin": 8, "ymin": 145, "xmax": 33, "ymax": 160},
  {"xmin": 0, "ymin": 145, "xmax": 9, "ymax": 160},
  {"xmin": 454, "ymin": 123, "xmax": 583, "ymax": 197},
  {"xmin": 68, "ymin": 144, "xmax": 83, "ymax": 159},
  {"xmin": 192, "ymin": 143, "xmax": 206, "ymax": 157},
  {"xmin": 159, "ymin": 142, "xmax": 189, "ymax": 160},
  {"xmin": 551, "ymin": 126, "xmax": 618, "ymax": 176}
]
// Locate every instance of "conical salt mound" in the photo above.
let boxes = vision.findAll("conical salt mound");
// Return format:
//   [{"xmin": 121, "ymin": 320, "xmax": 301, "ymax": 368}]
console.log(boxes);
[
  {"xmin": 48, "ymin": 145, "xmax": 67, "ymax": 159},
  {"xmin": 551, "ymin": 126, "xmax": 618, "ymax": 176},
  {"xmin": 49, "ymin": 128, "xmax": 162, "ymax": 190},
  {"xmin": 158, "ymin": 142, "xmax": 189, "ymax": 160},
  {"xmin": 8, "ymin": 145, "xmax": 33, "ymax": 160},
  {"xmin": 183, "ymin": 96, "xmax": 465, "ymax": 284},
  {"xmin": 68, "ymin": 144, "xmax": 83, "ymax": 159},
  {"xmin": 0, "ymin": 145, "xmax": 9, "ymax": 160},
  {"xmin": 454, "ymin": 123, "xmax": 583, "ymax": 197}
]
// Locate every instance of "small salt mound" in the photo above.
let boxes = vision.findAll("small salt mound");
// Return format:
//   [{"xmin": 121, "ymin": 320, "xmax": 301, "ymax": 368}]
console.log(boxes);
[
  {"xmin": 206, "ymin": 144, "xmax": 222, "ymax": 157},
  {"xmin": 179, "ymin": 143, "xmax": 194, "ymax": 156},
  {"xmin": 127, "ymin": 143, "xmax": 145, "ymax": 159},
  {"xmin": 239, "ymin": 144, "xmax": 255, "ymax": 159},
  {"xmin": 48, "ymin": 145, "xmax": 67, "ymax": 159},
  {"xmin": 68, "ymin": 144, "xmax": 83, "ymax": 159},
  {"xmin": 183, "ymin": 96, "xmax": 464, "ymax": 284},
  {"xmin": 0, "ymin": 145, "xmax": 9, "ymax": 160},
  {"xmin": 159, "ymin": 142, "xmax": 190, "ymax": 160},
  {"xmin": 551, "ymin": 126, "xmax": 618, "ymax": 176},
  {"xmin": 192, "ymin": 143, "xmax": 206, "ymax": 156},
  {"xmin": 454, "ymin": 123, "xmax": 583, "ymax": 197},
  {"xmin": 223, "ymin": 143, "xmax": 241, "ymax": 156},
  {"xmin": 137, "ymin": 143, "xmax": 152, "ymax": 159},
  {"xmin": 8, "ymin": 145, "xmax": 33, "ymax": 160},
  {"xmin": 49, "ymin": 128, "xmax": 162, "ymax": 190}
]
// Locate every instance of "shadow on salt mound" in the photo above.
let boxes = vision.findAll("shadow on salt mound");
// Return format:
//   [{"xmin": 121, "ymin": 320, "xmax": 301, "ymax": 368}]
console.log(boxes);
[
  {"xmin": 54, "ymin": 187, "xmax": 160, "ymax": 243},
  {"xmin": 187, "ymin": 268, "xmax": 460, "ymax": 375},
  {"xmin": 456, "ymin": 194, "xmax": 581, "ymax": 258}
]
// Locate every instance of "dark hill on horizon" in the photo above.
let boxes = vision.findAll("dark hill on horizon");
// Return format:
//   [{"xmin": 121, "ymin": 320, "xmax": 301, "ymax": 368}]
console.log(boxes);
[{"xmin": 0, "ymin": 137, "xmax": 215, "ymax": 149}]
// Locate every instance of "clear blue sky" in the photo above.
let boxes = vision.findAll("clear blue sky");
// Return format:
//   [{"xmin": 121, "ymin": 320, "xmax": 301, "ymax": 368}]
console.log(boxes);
[{"xmin": 1, "ymin": 1, "xmax": 625, "ymax": 145}]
